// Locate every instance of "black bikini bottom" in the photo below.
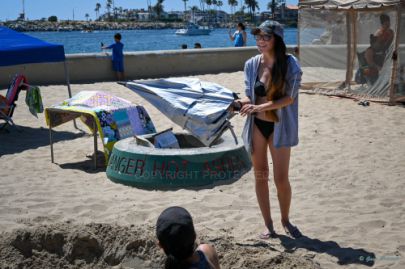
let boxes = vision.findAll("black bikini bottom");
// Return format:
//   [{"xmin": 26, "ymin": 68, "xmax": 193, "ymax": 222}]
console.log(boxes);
[{"xmin": 254, "ymin": 117, "xmax": 274, "ymax": 140}]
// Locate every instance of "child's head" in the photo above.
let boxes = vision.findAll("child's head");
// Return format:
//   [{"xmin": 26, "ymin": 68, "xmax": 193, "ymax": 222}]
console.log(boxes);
[
  {"xmin": 114, "ymin": 33, "xmax": 122, "ymax": 42},
  {"xmin": 156, "ymin": 207, "xmax": 196, "ymax": 262},
  {"xmin": 237, "ymin": 22, "xmax": 246, "ymax": 31}
]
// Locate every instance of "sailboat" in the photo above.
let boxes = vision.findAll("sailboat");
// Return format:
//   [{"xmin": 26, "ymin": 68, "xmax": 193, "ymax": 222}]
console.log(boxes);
[
  {"xmin": 175, "ymin": 7, "xmax": 211, "ymax": 36},
  {"xmin": 175, "ymin": 22, "xmax": 211, "ymax": 35}
]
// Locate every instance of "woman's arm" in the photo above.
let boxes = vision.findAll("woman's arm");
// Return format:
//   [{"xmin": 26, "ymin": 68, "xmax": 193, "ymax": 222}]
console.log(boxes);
[
  {"xmin": 238, "ymin": 97, "xmax": 251, "ymax": 105},
  {"xmin": 242, "ymin": 31, "xmax": 247, "ymax": 46},
  {"xmin": 229, "ymin": 30, "xmax": 235, "ymax": 41},
  {"xmin": 255, "ymin": 96, "xmax": 293, "ymax": 112},
  {"xmin": 240, "ymin": 96, "xmax": 293, "ymax": 116}
]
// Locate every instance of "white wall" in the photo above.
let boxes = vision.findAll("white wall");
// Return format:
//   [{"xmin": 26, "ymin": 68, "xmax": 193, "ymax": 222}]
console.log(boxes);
[{"xmin": 0, "ymin": 46, "xmax": 297, "ymax": 88}]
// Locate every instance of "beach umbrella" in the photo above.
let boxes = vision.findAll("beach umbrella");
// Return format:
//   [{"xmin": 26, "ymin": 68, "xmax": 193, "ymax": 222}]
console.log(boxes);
[{"xmin": 124, "ymin": 77, "xmax": 237, "ymax": 146}]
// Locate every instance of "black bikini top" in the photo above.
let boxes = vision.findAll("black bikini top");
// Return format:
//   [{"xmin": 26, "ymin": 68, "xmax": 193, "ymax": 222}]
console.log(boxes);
[{"xmin": 254, "ymin": 76, "xmax": 267, "ymax": 97}]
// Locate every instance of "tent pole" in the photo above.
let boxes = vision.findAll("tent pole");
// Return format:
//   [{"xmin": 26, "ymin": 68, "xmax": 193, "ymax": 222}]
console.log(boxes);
[
  {"xmin": 345, "ymin": 11, "xmax": 353, "ymax": 89},
  {"xmin": 64, "ymin": 60, "xmax": 78, "ymax": 129},
  {"xmin": 93, "ymin": 119, "xmax": 98, "ymax": 169},
  {"xmin": 49, "ymin": 116, "xmax": 54, "ymax": 163},
  {"xmin": 64, "ymin": 60, "xmax": 72, "ymax": 98},
  {"xmin": 389, "ymin": 8, "xmax": 402, "ymax": 104},
  {"xmin": 348, "ymin": 10, "xmax": 357, "ymax": 91}
]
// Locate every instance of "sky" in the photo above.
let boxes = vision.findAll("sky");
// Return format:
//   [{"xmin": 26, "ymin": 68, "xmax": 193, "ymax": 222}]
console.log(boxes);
[{"xmin": 0, "ymin": 0, "xmax": 298, "ymax": 21}]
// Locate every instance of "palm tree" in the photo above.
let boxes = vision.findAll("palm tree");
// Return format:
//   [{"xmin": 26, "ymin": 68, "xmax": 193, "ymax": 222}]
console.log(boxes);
[
  {"xmin": 147, "ymin": 0, "xmax": 152, "ymax": 12},
  {"xmin": 244, "ymin": 0, "xmax": 259, "ymax": 22},
  {"xmin": 182, "ymin": 0, "xmax": 188, "ymax": 21},
  {"xmin": 199, "ymin": 0, "xmax": 206, "ymax": 12},
  {"xmin": 217, "ymin": 0, "xmax": 223, "ymax": 11},
  {"xmin": 85, "ymin": 13, "xmax": 90, "ymax": 21},
  {"xmin": 190, "ymin": 6, "xmax": 200, "ymax": 12},
  {"xmin": 182, "ymin": 0, "xmax": 188, "ymax": 12},
  {"xmin": 212, "ymin": 0, "xmax": 218, "ymax": 11},
  {"xmin": 268, "ymin": 0, "xmax": 281, "ymax": 20},
  {"xmin": 205, "ymin": 0, "xmax": 212, "ymax": 10},
  {"xmin": 106, "ymin": 0, "xmax": 112, "ymax": 21},
  {"xmin": 153, "ymin": 0, "xmax": 164, "ymax": 20},
  {"xmin": 95, "ymin": 3, "xmax": 101, "ymax": 20},
  {"xmin": 112, "ymin": 0, "xmax": 116, "ymax": 19},
  {"xmin": 204, "ymin": 0, "xmax": 213, "ymax": 23},
  {"xmin": 228, "ymin": 0, "xmax": 238, "ymax": 21}
]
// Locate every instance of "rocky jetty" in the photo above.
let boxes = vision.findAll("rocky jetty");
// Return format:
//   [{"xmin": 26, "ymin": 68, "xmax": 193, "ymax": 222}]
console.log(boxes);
[
  {"xmin": 1, "ymin": 20, "xmax": 238, "ymax": 32},
  {"xmin": 1, "ymin": 20, "xmax": 189, "ymax": 32}
]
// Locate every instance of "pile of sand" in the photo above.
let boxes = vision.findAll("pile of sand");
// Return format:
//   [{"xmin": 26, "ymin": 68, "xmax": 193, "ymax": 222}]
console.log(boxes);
[{"xmin": 0, "ymin": 223, "xmax": 320, "ymax": 269}]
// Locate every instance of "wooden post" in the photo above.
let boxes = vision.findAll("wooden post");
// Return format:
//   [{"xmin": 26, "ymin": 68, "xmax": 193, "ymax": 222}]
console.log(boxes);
[
  {"xmin": 389, "ymin": 7, "xmax": 402, "ymax": 104},
  {"xmin": 345, "ymin": 11, "xmax": 353, "ymax": 89},
  {"xmin": 348, "ymin": 10, "xmax": 357, "ymax": 91}
]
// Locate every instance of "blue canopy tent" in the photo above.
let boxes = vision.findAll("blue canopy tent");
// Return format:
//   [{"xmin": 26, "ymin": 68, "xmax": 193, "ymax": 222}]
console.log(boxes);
[{"xmin": 0, "ymin": 26, "xmax": 72, "ymax": 98}]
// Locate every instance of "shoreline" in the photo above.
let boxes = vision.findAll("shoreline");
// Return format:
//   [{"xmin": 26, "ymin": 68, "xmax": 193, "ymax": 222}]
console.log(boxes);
[{"xmin": 1, "ymin": 20, "xmax": 297, "ymax": 32}]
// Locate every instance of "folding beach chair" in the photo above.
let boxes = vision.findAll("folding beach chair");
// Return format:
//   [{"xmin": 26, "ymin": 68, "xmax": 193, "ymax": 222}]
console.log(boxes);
[{"xmin": 0, "ymin": 74, "xmax": 28, "ymax": 131}]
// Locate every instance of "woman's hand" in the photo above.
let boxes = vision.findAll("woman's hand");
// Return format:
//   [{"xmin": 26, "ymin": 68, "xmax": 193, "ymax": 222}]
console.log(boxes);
[
  {"xmin": 229, "ymin": 100, "xmax": 242, "ymax": 112},
  {"xmin": 240, "ymin": 104, "xmax": 265, "ymax": 116}
]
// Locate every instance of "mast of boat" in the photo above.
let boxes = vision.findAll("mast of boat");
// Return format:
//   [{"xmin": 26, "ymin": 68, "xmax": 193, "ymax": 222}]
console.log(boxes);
[{"xmin": 21, "ymin": 0, "xmax": 25, "ymax": 20}]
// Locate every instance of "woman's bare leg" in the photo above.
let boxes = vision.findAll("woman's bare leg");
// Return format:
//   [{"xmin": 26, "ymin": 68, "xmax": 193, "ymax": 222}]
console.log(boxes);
[
  {"xmin": 268, "ymin": 142, "xmax": 291, "ymax": 223},
  {"xmin": 251, "ymin": 124, "xmax": 273, "ymax": 233},
  {"xmin": 269, "ymin": 141, "xmax": 302, "ymax": 238}
]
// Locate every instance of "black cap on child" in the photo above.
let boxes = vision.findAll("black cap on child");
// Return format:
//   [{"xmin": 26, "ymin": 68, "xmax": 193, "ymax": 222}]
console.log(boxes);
[{"xmin": 156, "ymin": 206, "xmax": 196, "ymax": 260}]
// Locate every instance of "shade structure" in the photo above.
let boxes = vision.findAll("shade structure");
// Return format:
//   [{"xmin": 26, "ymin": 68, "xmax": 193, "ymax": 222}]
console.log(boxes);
[
  {"xmin": 298, "ymin": 0, "xmax": 405, "ymax": 103},
  {"xmin": 0, "ymin": 26, "xmax": 72, "ymax": 102},
  {"xmin": 124, "ymin": 78, "xmax": 237, "ymax": 146},
  {"xmin": 299, "ymin": 0, "xmax": 401, "ymax": 9},
  {"xmin": 0, "ymin": 26, "xmax": 65, "ymax": 66}
]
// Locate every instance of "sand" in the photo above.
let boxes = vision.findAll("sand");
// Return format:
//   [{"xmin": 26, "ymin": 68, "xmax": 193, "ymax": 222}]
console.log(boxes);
[{"xmin": 0, "ymin": 71, "xmax": 404, "ymax": 268}]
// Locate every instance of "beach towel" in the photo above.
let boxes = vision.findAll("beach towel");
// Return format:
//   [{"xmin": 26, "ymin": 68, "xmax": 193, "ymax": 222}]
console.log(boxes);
[
  {"xmin": 25, "ymin": 86, "xmax": 43, "ymax": 117},
  {"xmin": 45, "ymin": 91, "xmax": 156, "ymax": 161}
]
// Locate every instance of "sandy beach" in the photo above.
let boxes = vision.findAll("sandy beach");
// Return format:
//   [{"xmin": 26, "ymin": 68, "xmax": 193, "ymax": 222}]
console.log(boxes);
[{"xmin": 0, "ymin": 71, "xmax": 404, "ymax": 268}]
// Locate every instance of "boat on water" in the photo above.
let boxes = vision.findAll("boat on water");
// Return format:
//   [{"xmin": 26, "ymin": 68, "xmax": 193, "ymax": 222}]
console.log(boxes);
[{"xmin": 175, "ymin": 23, "xmax": 211, "ymax": 36}]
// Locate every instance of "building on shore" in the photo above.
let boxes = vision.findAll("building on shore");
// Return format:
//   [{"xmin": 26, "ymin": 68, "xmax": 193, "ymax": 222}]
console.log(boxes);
[{"xmin": 259, "ymin": 4, "xmax": 298, "ymax": 23}]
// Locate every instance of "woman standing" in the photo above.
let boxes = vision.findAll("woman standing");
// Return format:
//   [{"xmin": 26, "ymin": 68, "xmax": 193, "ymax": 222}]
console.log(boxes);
[
  {"xmin": 234, "ymin": 20, "xmax": 302, "ymax": 239},
  {"xmin": 229, "ymin": 22, "xmax": 247, "ymax": 47}
]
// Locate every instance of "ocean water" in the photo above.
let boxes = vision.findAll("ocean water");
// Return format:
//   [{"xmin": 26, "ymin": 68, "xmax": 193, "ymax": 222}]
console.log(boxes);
[{"xmin": 26, "ymin": 28, "xmax": 298, "ymax": 54}]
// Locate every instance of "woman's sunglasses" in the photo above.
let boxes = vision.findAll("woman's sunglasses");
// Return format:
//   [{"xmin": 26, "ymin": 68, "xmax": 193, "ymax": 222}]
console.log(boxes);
[{"xmin": 254, "ymin": 34, "xmax": 273, "ymax": 41}]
